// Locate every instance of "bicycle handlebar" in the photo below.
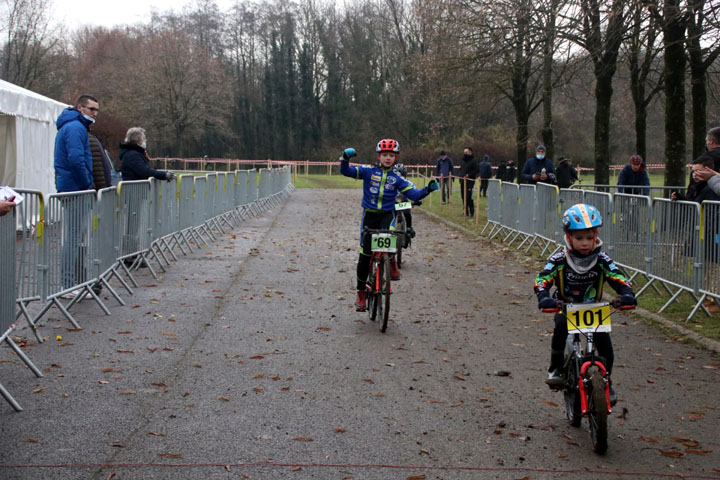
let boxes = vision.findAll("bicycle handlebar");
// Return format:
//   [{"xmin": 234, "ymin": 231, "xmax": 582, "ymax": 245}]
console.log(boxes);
[
  {"xmin": 541, "ymin": 298, "xmax": 636, "ymax": 313},
  {"xmin": 362, "ymin": 227, "xmax": 401, "ymax": 235}
]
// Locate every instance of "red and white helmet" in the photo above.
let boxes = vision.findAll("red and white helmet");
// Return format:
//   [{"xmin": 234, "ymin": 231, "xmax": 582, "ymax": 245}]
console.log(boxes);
[{"xmin": 376, "ymin": 138, "xmax": 400, "ymax": 153}]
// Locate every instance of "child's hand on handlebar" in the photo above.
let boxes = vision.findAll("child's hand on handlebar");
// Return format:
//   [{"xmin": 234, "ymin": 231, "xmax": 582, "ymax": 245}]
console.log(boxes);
[
  {"xmin": 612, "ymin": 294, "xmax": 637, "ymax": 309},
  {"xmin": 538, "ymin": 296, "xmax": 557, "ymax": 310}
]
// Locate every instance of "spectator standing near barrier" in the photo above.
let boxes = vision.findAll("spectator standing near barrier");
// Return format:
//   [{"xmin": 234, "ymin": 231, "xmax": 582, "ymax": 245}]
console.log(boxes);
[
  {"xmin": 692, "ymin": 128, "xmax": 720, "ymax": 195},
  {"xmin": 459, "ymin": 147, "xmax": 479, "ymax": 216},
  {"xmin": 478, "ymin": 154, "xmax": 493, "ymax": 197},
  {"xmin": 495, "ymin": 160, "xmax": 506, "ymax": 182},
  {"xmin": 54, "ymin": 95, "xmax": 98, "ymax": 192},
  {"xmin": 89, "ymin": 132, "xmax": 112, "ymax": 190},
  {"xmin": 555, "ymin": 157, "xmax": 578, "ymax": 189},
  {"xmin": 617, "ymin": 155, "xmax": 650, "ymax": 195},
  {"xmin": 503, "ymin": 159, "xmax": 517, "ymax": 183},
  {"xmin": 435, "ymin": 150, "xmax": 454, "ymax": 204},
  {"xmin": 120, "ymin": 128, "xmax": 175, "ymax": 182},
  {"xmin": 671, "ymin": 157, "xmax": 720, "ymax": 203},
  {"xmin": 54, "ymin": 94, "xmax": 99, "ymax": 295},
  {"xmin": 521, "ymin": 145, "xmax": 556, "ymax": 185}
]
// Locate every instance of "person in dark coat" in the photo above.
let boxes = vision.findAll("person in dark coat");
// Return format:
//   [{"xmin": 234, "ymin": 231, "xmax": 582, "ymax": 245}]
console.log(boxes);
[
  {"xmin": 458, "ymin": 147, "xmax": 479, "ymax": 216},
  {"xmin": 555, "ymin": 157, "xmax": 578, "ymax": 189},
  {"xmin": 495, "ymin": 161, "xmax": 507, "ymax": 181},
  {"xmin": 521, "ymin": 145, "xmax": 556, "ymax": 184},
  {"xmin": 120, "ymin": 127, "xmax": 175, "ymax": 181},
  {"xmin": 478, "ymin": 154, "xmax": 493, "ymax": 197},
  {"xmin": 89, "ymin": 132, "xmax": 112, "ymax": 189},
  {"xmin": 435, "ymin": 150, "xmax": 454, "ymax": 204},
  {"xmin": 504, "ymin": 160, "xmax": 517, "ymax": 183},
  {"xmin": 617, "ymin": 154, "xmax": 650, "ymax": 195}
]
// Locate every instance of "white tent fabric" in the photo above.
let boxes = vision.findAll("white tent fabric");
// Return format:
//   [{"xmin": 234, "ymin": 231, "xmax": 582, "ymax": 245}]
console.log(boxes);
[{"xmin": 0, "ymin": 79, "xmax": 68, "ymax": 195}]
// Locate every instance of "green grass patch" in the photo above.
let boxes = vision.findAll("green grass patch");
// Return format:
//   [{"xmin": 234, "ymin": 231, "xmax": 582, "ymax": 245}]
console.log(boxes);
[
  {"xmin": 293, "ymin": 174, "xmax": 362, "ymax": 189},
  {"xmin": 294, "ymin": 174, "xmax": 718, "ymax": 343}
]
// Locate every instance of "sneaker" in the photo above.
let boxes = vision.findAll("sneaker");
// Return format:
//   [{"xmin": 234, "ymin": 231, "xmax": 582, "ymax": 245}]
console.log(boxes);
[
  {"xmin": 60, "ymin": 289, "xmax": 82, "ymax": 300},
  {"xmin": 390, "ymin": 258, "xmax": 400, "ymax": 281},
  {"xmin": 545, "ymin": 369, "xmax": 564, "ymax": 387},
  {"xmin": 355, "ymin": 290, "xmax": 367, "ymax": 312},
  {"xmin": 609, "ymin": 384, "xmax": 617, "ymax": 406},
  {"xmin": 407, "ymin": 227, "xmax": 416, "ymax": 239}
]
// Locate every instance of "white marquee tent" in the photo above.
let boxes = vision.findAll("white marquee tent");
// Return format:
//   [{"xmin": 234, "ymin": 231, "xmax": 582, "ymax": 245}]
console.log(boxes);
[{"xmin": 0, "ymin": 79, "xmax": 68, "ymax": 196}]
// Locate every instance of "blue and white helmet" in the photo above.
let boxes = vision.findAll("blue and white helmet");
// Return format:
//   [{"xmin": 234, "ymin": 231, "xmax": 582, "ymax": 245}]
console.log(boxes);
[{"xmin": 562, "ymin": 203, "xmax": 602, "ymax": 231}]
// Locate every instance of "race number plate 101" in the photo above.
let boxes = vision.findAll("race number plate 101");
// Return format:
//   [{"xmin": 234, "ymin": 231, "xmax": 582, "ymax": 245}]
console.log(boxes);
[
  {"xmin": 395, "ymin": 201, "xmax": 412, "ymax": 211},
  {"xmin": 566, "ymin": 302, "xmax": 612, "ymax": 333},
  {"xmin": 371, "ymin": 234, "xmax": 397, "ymax": 253}
]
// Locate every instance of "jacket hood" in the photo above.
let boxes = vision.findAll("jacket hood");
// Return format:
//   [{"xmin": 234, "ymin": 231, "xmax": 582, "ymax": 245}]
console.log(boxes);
[{"xmin": 56, "ymin": 107, "xmax": 91, "ymax": 130}]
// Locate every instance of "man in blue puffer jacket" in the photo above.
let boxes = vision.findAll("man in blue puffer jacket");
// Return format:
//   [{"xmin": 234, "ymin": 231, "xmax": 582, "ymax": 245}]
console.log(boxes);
[{"xmin": 54, "ymin": 95, "xmax": 98, "ymax": 192}]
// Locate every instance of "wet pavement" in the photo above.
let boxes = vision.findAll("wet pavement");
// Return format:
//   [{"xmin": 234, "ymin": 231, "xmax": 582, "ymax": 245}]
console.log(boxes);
[{"xmin": 1, "ymin": 189, "xmax": 719, "ymax": 479}]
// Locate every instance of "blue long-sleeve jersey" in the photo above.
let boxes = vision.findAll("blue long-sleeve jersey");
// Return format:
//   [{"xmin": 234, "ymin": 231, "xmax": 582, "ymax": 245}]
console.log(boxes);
[{"xmin": 340, "ymin": 158, "xmax": 430, "ymax": 211}]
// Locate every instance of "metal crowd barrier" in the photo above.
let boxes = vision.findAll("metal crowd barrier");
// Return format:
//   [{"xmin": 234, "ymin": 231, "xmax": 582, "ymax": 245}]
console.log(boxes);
[
  {"xmin": 481, "ymin": 179, "xmax": 502, "ymax": 236},
  {"xmin": 1, "ymin": 208, "xmax": 43, "ymax": 412},
  {"xmin": 484, "ymin": 181, "xmax": 719, "ymax": 321},
  {"xmin": 3, "ymin": 167, "xmax": 293, "ymax": 411}
]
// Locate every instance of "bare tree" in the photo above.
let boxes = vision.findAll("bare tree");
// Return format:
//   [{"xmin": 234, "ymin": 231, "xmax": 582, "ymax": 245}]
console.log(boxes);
[
  {"xmin": 0, "ymin": 0, "xmax": 60, "ymax": 89},
  {"xmin": 686, "ymin": 0, "xmax": 720, "ymax": 160},
  {"xmin": 625, "ymin": 0, "xmax": 663, "ymax": 162},
  {"xmin": 647, "ymin": 0, "xmax": 689, "ymax": 188},
  {"xmin": 564, "ymin": 0, "xmax": 630, "ymax": 185}
]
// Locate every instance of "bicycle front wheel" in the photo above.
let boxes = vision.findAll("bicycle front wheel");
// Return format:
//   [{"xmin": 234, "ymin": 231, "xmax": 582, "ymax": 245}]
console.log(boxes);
[
  {"xmin": 396, "ymin": 215, "xmax": 406, "ymax": 268},
  {"xmin": 381, "ymin": 255, "xmax": 391, "ymax": 333},
  {"xmin": 587, "ymin": 366, "xmax": 609, "ymax": 455},
  {"xmin": 368, "ymin": 260, "xmax": 379, "ymax": 322}
]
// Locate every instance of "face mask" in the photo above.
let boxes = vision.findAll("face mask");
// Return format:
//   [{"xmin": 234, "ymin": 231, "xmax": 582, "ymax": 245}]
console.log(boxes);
[
  {"xmin": 536, "ymin": 153, "xmax": 545, "ymax": 160},
  {"xmin": 140, "ymin": 141, "xmax": 147, "ymax": 149},
  {"xmin": 82, "ymin": 114, "xmax": 96, "ymax": 123}
]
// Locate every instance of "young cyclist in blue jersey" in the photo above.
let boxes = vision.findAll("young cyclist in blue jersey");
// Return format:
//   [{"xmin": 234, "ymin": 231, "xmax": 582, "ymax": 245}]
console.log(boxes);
[
  {"xmin": 534, "ymin": 203, "xmax": 636, "ymax": 404},
  {"xmin": 340, "ymin": 139, "xmax": 439, "ymax": 311}
]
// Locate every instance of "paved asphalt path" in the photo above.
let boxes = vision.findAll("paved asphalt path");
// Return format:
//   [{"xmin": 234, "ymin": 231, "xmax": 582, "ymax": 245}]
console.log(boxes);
[{"xmin": 1, "ymin": 189, "xmax": 719, "ymax": 480}]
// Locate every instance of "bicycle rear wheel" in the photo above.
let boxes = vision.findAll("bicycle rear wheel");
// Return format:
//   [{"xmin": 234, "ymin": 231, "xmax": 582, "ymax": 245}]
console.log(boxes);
[
  {"xmin": 376, "ymin": 258, "xmax": 384, "ymax": 324},
  {"xmin": 381, "ymin": 255, "xmax": 391, "ymax": 333},
  {"xmin": 396, "ymin": 215, "xmax": 406, "ymax": 269},
  {"xmin": 564, "ymin": 357, "xmax": 582, "ymax": 427},
  {"xmin": 587, "ymin": 366, "xmax": 609, "ymax": 455}
]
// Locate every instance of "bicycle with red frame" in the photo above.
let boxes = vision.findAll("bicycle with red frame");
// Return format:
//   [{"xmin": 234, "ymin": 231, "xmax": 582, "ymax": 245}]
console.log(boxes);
[
  {"xmin": 362, "ymin": 227, "xmax": 401, "ymax": 333},
  {"xmin": 542, "ymin": 298, "xmax": 635, "ymax": 455}
]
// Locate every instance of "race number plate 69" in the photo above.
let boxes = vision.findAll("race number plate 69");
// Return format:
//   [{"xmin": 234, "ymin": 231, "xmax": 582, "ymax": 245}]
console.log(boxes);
[
  {"xmin": 566, "ymin": 302, "xmax": 612, "ymax": 333},
  {"xmin": 395, "ymin": 201, "xmax": 412, "ymax": 211},
  {"xmin": 371, "ymin": 234, "xmax": 397, "ymax": 253}
]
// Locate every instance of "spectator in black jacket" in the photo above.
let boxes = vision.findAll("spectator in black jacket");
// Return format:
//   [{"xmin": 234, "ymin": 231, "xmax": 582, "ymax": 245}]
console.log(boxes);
[
  {"xmin": 478, "ymin": 154, "xmax": 493, "ymax": 197},
  {"xmin": 120, "ymin": 127, "xmax": 175, "ymax": 181},
  {"xmin": 459, "ymin": 147, "xmax": 479, "ymax": 216},
  {"xmin": 555, "ymin": 157, "xmax": 578, "ymax": 189}
]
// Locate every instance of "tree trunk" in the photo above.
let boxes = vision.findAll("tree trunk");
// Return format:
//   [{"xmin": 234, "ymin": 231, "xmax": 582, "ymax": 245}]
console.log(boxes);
[
  {"xmin": 662, "ymin": 1, "xmax": 687, "ymax": 188},
  {"xmin": 690, "ymin": 68, "xmax": 707, "ymax": 160},
  {"xmin": 594, "ymin": 74, "xmax": 613, "ymax": 185},
  {"xmin": 635, "ymin": 107, "xmax": 648, "ymax": 162}
]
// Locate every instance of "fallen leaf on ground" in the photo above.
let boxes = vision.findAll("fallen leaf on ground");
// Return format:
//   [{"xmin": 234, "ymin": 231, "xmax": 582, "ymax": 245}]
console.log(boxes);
[
  {"xmin": 158, "ymin": 453, "xmax": 183, "ymax": 459},
  {"xmin": 293, "ymin": 436, "xmax": 313, "ymax": 441}
]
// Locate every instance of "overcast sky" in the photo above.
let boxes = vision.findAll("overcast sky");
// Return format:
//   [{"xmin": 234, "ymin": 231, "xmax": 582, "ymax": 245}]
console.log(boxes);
[{"xmin": 54, "ymin": 0, "xmax": 236, "ymax": 30}]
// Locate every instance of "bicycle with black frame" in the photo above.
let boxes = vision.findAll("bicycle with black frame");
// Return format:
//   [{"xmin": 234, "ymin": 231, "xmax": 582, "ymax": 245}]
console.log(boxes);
[
  {"xmin": 394, "ymin": 198, "xmax": 421, "ymax": 269},
  {"xmin": 541, "ymin": 298, "xmax": 635, "ymax": 455},
  {"xmin": 361, "ymin": 227, "xmax": 402, "ymax": 333}
]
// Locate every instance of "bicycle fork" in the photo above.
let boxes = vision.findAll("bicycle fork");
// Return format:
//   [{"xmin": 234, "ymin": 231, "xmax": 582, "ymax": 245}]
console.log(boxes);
[{"xmin": 578, "ymin": 361, "xmax": 612, "ymax": 415}]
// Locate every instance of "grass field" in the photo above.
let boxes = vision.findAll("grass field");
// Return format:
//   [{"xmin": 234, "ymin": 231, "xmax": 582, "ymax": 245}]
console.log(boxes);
[{"xmin": 293, "ymin": 173, "xmax": 719, "ymax": 343}]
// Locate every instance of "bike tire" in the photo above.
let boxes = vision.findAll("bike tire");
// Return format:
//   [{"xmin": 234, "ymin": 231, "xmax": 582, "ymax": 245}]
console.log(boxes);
[
  {"xmin": 588, "ymin": 366, "xmax": 609, "ymax": 455},
  {"xmin": 376, "ymin": 258, "xmax": 384, "ymax": 324},
  {"xmin": 369, "ymin": 260, "xmax": 378, "ymax": 322},
  {"xmin": 396, "ymin": 215, "xmax": 406, "ymax": 269},
  {"xmin": 564, "ymin": 356, "xmax": 582, "ymax": 427},
  {"xmin": 381, "ymin": 255, "xmax": 391, "ymax": 333},
  {"xmin": 564, "ymin": 388, "xmax": 582, "ymax": 427}
]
